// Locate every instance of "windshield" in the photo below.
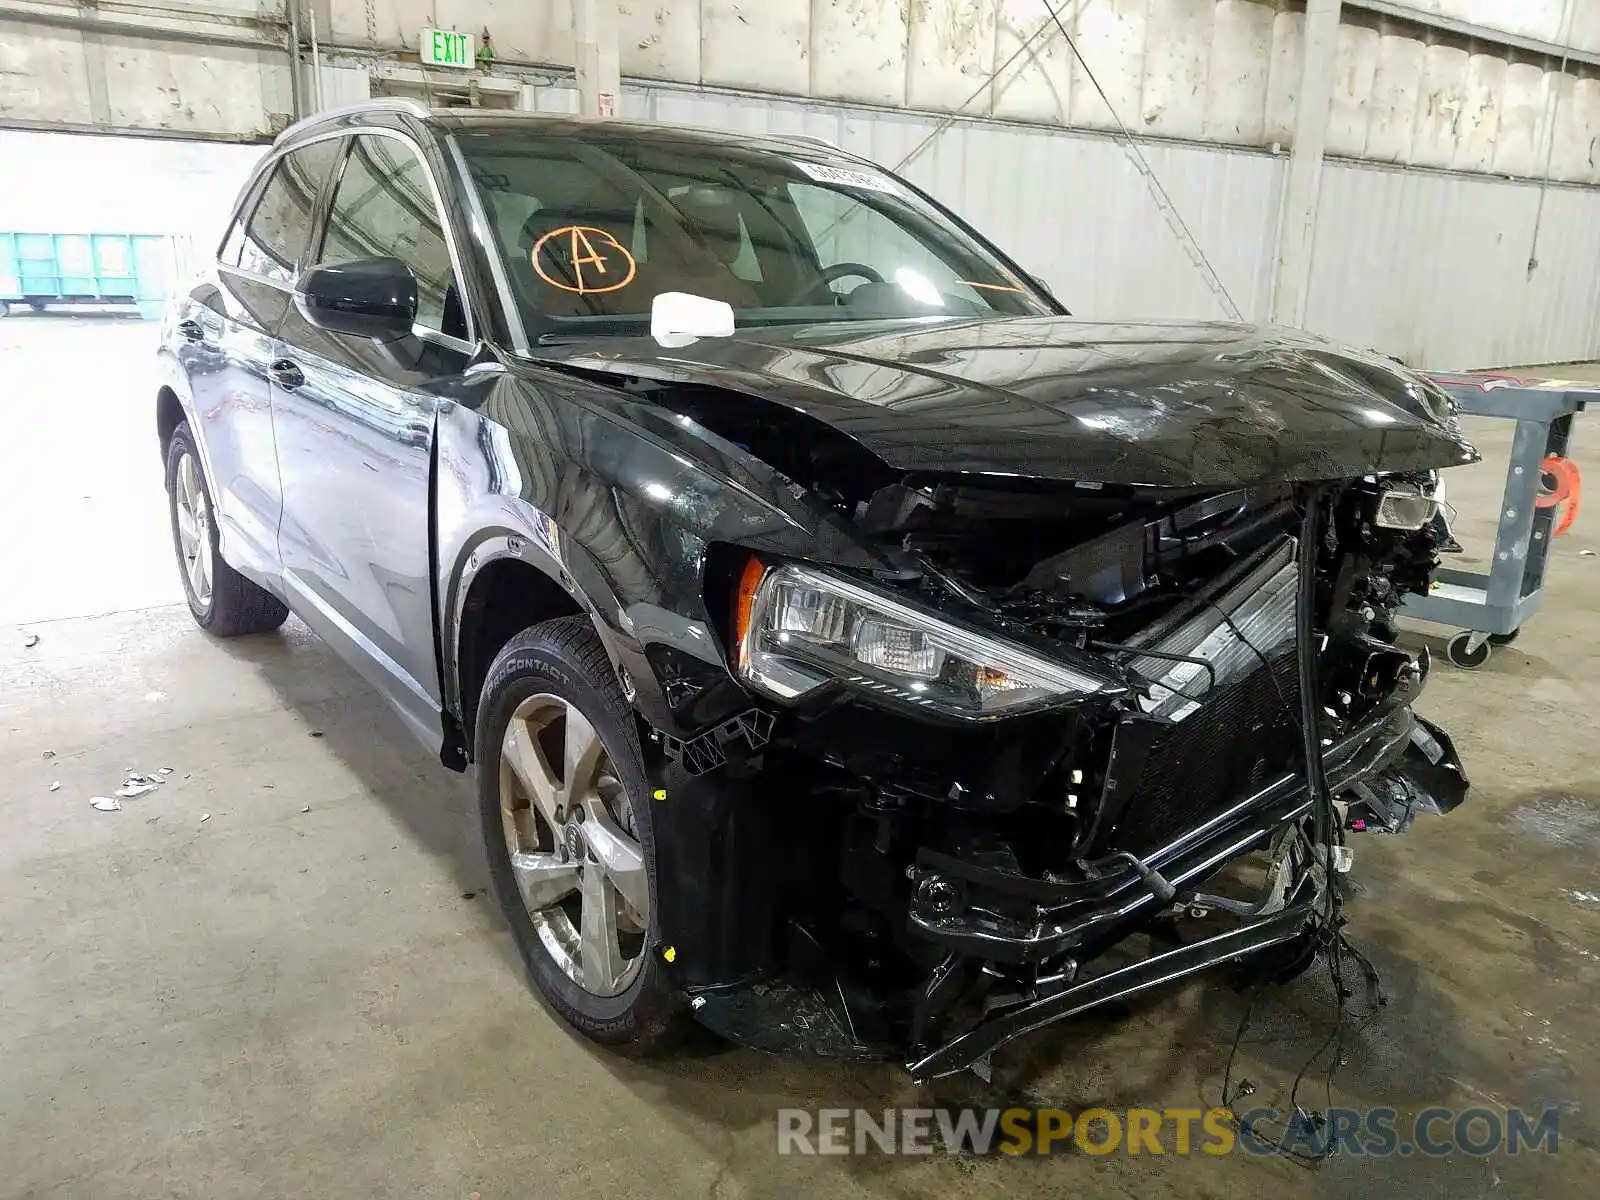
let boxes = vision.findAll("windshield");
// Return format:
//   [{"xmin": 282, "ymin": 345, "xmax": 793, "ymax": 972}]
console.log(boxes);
[{"xmin": 455, "ymin": 127, "xmax": 1054, "ymax": 340}]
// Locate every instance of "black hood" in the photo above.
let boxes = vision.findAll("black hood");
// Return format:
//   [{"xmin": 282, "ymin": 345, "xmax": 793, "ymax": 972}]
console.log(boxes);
[{"xmin": 531, "ymin": 316, "xmax": 1478, "ymax": 489}]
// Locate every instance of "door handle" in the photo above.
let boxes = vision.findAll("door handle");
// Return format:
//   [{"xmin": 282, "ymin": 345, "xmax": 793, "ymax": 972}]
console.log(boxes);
[
  {"xmin": 177, "ymin": 318, "xmax": 205, "ymax": 343},
  {"xmin": 269, "ymin": 359, "xmax": 305, "ymax": 390}
]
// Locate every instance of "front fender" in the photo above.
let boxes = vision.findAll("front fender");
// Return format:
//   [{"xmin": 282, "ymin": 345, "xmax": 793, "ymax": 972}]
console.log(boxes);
[{"xmin": 434, "ymin": 365, "xmax": 886, "ymax": 738}]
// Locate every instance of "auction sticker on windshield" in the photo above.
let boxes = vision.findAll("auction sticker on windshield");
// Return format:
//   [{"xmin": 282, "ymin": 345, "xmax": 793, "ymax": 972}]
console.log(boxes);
[{"xmin": 793, "ymin": 160, "xmax": 903, "ymax": 196}]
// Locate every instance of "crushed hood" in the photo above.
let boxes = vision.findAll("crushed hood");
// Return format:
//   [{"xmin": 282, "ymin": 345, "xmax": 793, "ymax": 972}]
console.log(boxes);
[{"xmin": 532, "ymin": 316, "xmax": 1479, "ymax": 489}]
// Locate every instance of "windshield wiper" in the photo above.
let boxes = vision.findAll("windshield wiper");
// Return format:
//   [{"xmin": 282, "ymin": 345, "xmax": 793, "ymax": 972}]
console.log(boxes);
[{"xmin": 533, "ymin": 327, "xmax": 647, "ymax": 345}]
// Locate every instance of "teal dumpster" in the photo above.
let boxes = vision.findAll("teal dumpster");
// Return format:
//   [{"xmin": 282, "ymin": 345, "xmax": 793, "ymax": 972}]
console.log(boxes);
[{"xmin": 0, "ymin": 232, "xmax": 170, "ymax": 319}]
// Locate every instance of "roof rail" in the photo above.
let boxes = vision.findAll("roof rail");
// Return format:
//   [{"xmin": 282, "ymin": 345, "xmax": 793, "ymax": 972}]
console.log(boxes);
[
  {"xmin": 275, "ymin": 97, "xmax": 433, "ymax": 145},
  {"xmin": 775, "ymin": 132, "xmax": 842, "ymax": 152}
]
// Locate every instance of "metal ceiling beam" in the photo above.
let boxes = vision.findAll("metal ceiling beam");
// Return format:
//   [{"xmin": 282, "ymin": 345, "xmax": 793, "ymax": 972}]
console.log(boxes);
[
  {"xmin": 1342, "ymin": 0, "xmax": 1600, "ymax": 71},
  {"xmin": 0, "ymin": 3, "xmax": 284, "ymax": 52}
]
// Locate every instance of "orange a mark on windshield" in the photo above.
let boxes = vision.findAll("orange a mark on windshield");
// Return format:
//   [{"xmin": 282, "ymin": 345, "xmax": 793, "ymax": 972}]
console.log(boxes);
[{"xmin": 531, "ymin": 225, "xmax": 638, "ymax": 295}]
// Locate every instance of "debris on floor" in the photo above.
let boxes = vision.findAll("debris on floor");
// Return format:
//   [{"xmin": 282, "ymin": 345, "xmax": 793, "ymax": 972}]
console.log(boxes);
[
  {"xmin": 42, "ymin": 750, "xmax": 54, "ymax": 760},
  {"xmin": 23, "ymin": 632, "xmax": 39, "ymax": 648},
  {"xmin": 199, "ymin": 813, "xmax": 210, "ymax": 823},
  {"xmin": 309, "ymin": 729, "xmax": 324, "ymax": 738},
  {"xmin": 48, "ymin": 781, "xmax": 59, "ymax": 792},
  {"xmin": 87, "ymin": 770, "xmax": 175, "ymax": 807},
  {"xmin": 300, "ymin": 805, "xmax": 311, "ymax": 813},
  {"xmin": 1582, "ymin": 549, "xmax": 1596, "ymax": 557}
]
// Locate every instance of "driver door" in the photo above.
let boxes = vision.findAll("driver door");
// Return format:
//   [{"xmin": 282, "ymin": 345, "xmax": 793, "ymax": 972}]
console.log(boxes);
[{"xmin": 271, "ymin": 130, "xmax": 475, "ymax": 744}]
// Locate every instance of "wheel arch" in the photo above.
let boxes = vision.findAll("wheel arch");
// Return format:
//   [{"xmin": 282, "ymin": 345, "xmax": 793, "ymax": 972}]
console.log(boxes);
[
  {"xmin": 450, "ymin": 541, "xmax": 589, "ymax": 755},
  {"xmin": 156, "ymin": 385, "xmax": 186, "ymax": 460},
  {"xmin": 155, "ymin": 347, "xmax": 204, "ymax": 482}
]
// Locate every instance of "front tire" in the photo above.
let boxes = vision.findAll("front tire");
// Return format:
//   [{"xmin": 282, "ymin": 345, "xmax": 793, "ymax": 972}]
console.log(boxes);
[
  {"xmin": 165, "ymin": 422, "xmax": 288, "ymax": 636},
  {"xmin": 476, "ymin": 616, "xmax": 683, "ymax": 1052}
]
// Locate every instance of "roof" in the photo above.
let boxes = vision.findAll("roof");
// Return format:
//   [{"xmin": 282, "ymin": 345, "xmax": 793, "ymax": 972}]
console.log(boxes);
[{"xmin": 275, "ymin": 98, "xmax": 852, "ymax": 163}]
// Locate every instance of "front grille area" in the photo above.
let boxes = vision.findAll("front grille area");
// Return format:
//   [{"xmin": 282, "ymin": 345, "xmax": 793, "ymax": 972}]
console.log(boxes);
[{"xmin": 1104, "ymin": 652, "xmax": 1304, "ymax": 857}]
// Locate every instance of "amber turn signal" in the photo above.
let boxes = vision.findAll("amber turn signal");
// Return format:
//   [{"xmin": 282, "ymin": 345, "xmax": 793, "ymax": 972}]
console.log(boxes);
[{"xmin": 734, "ymin": 556, "xmax": 766, "ymax": 664}]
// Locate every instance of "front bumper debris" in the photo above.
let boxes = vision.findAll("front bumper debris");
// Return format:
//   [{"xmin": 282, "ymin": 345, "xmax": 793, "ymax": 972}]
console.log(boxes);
[
  {"xmin": 906, "ymin": 904, "xmax": 1319, "ymax": 1080},
  {"xmin": 905, "ymin": 705, "xmax": 1427, "ymax": 964},
  {"xmin": 666, "ymin": 704, "xmax": 1468, "ymax": 1078},
  {"xmin": 897, "ymin": 707, "xmax": 1468, "ymax": 1080}
]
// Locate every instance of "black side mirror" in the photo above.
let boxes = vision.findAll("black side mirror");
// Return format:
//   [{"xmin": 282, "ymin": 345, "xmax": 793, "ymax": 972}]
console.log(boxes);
[{"xmin": 295, "ymin": 256, "xmax": 417, "ymax": 340}]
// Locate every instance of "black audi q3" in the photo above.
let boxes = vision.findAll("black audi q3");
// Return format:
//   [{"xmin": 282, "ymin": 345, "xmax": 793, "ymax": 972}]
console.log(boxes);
[{"xmin": 157, "ymin": 99, "xmax": 1473, "ymax": 1078}]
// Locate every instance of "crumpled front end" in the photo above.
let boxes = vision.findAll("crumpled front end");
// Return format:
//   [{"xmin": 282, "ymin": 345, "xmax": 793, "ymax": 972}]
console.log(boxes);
[{"xmin": 646, "ymin": 477, "xmax": 1469, "ymax": 1078}]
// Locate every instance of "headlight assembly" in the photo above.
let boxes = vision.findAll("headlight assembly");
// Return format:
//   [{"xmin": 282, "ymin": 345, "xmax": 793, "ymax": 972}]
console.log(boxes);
[
  {"xmin": 1374, "ymin": 485, "xmax": 1440, "ymax": 531},
  {"xmin": 733, "ymin": 561, "xmax": 1110, "ymax": 720}
]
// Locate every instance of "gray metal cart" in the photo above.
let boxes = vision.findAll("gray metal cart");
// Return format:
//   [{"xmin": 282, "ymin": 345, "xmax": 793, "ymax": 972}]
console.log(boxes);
[{"xmin": 1399, "ymin": 374, "xmax": 1591, "ymax": 669}]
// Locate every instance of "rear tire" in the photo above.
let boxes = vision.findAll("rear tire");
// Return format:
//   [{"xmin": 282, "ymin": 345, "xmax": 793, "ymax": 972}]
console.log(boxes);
[
  {"xmin": 165, "ymin": 421, "xmax": 289, "ymax": 636},
  {"xmin": 476, "ymin": 616, "xmax": 684, "ymax": 1053}
]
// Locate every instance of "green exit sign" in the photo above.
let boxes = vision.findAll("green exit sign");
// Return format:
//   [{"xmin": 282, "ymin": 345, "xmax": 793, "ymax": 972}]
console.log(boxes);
[{"xmin": 420, "ymin": 27, "xmax": 474, "ymax": 69}]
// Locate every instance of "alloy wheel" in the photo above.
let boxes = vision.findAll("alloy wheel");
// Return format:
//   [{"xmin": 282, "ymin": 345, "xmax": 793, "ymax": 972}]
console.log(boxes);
[
  {"xmin": 498, "ymin": 693, "xmax": 649, "ymax": 997},
  {"xmin": 174, "ymin": 452, "xmax": 213, "ymax": 607}
]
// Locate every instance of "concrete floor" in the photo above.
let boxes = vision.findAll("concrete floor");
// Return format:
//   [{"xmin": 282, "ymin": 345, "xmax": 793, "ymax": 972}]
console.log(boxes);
[{"xmin": 4, "ymin": 316, "xmax": 1600, "ymax": 1198}]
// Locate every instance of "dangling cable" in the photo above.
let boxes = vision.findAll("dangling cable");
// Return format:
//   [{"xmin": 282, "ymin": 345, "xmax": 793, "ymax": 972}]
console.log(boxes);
[
  {"xmin": 1043, "ymin": 4, "xmax": 1242, "ymax": 319},
  {"xmin": 1527, "ymin": 0, "xmax": 1578, "ymax": 278},
  {"xmin": 1216, "ymin": 485, "xmax": 1386, "ymax": 1163}
]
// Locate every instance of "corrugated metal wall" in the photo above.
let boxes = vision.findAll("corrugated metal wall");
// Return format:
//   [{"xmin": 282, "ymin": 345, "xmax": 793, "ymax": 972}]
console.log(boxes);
[
  {"xmin": 1309, "ymin": 162, "xmax": 1600, "ymax": 369},
  {"xmin": 593, "ymin": 82, "xmax": 1600, "ymax": 369}
]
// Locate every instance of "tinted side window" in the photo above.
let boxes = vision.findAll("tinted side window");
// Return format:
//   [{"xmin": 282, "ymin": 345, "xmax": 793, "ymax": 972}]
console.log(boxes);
[
  {"xmin": 236, "ymin": 140, "xmax": 341, "ymax": 283},
  {"xmin": 318, "ymin": 134, "xmax": 463, "ymax": 337}
]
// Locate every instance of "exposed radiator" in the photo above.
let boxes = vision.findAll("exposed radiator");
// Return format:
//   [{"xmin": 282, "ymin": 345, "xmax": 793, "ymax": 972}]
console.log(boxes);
[
  {"xmin": 1131, "ymin": 537, "xmax": 1299, "ymax": 722},
  {"xmin": 1109, "ymin": 654, "xmax": 1304, "ymax": 856},
  {"xmin": 1096, "ymin": 537, "xmax": 1305, "ymax": 856}
]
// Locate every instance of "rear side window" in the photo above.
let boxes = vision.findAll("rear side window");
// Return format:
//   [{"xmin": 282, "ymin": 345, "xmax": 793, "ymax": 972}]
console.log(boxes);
[
  {"xmin": 317, "ymin": 134, "xmax": 464, "ymax": 337},
  {"xmin": 232, "ymin": 140, "xmax": 342, "ymax": 283}
]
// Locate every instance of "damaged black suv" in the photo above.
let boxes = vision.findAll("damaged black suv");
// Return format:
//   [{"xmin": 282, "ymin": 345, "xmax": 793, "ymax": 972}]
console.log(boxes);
[{"xmin": 157, "ymin": 100, "xmax": 1476, "ymax": 1078}]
